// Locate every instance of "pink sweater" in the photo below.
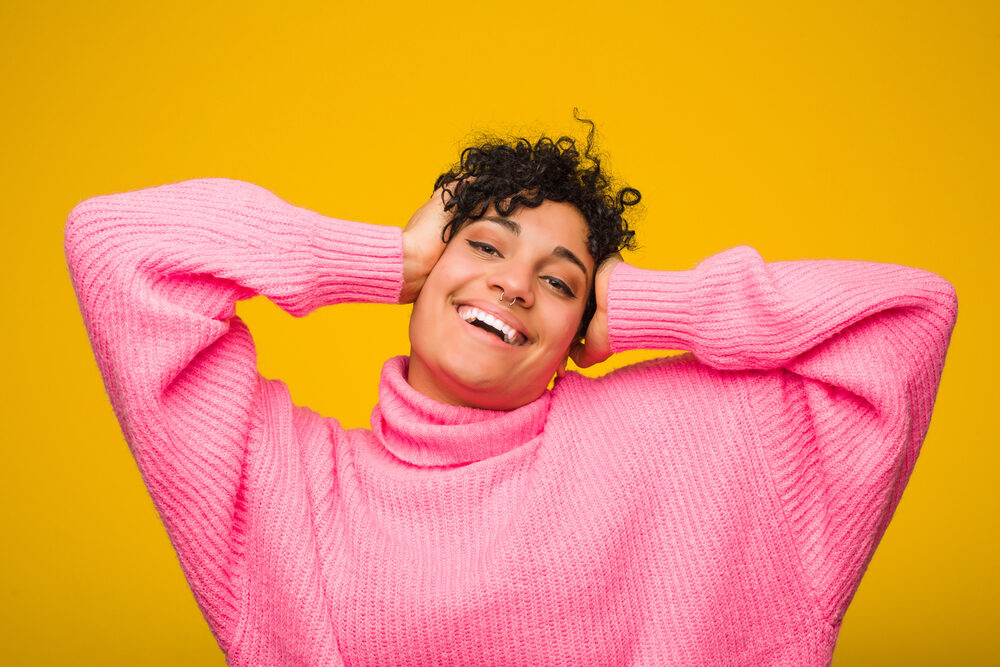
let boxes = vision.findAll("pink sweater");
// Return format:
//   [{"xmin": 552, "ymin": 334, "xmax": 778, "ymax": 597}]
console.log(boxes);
[{"xmin": 64, "ymin": 178, "xmax": 957, "ymax": 666}]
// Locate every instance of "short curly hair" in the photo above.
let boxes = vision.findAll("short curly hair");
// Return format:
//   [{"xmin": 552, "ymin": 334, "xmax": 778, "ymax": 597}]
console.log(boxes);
[{"xmin": 433, "ymin": 112, "xmax": 641, "ymax": 338}]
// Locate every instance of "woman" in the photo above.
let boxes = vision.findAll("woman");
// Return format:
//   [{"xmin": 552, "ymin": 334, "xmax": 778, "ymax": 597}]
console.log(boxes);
[{"xmin": 64, "ymin": 124, "xmax": 957, "ymax": 666}]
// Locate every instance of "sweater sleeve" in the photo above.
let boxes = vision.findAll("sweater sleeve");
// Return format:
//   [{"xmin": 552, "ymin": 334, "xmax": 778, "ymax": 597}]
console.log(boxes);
[
  {"xmin": 606, "ymin": 245, "xmax": 958, "ymax": 622},
  {"xmin": 63, "ymin": 177, "xmax": 403, "ymax": 649}
]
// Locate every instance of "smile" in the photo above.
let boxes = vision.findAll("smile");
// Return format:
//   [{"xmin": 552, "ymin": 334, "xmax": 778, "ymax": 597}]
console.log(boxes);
[{"xmin": 456, "ymin": 305, "xmax": 528, "ymax": 346}]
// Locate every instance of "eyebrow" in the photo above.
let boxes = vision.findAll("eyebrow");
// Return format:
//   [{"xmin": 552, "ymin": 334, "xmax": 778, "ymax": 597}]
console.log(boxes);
[
  {"xmin": 479, "ymin": 216, "xmax": 590, "ymax": 281},
  {"xmin": 482, "ymin": 215, "xmax": 521, "ymax": 235}
]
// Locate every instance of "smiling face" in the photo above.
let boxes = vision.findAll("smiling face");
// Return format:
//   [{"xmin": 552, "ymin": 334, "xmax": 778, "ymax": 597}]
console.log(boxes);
[{"xmin": 407, "ymin": 199, "xmax": 594, "ymax": 410}]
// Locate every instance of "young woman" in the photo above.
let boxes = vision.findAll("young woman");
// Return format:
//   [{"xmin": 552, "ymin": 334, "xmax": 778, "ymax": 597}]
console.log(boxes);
[{"xmin": 65, "ymin": 126, "xmax": 957, "ymax": 666}]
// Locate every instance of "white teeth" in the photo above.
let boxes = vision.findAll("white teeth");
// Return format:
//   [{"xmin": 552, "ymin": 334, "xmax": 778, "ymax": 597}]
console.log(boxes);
[{"xmin": 456, "ymin": 305, "xmax": 526, "ymax": 346}]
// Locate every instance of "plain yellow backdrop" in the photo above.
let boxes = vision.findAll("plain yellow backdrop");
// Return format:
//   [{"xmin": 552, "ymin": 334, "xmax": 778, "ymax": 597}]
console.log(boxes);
[{"xmin": 1, "ymin": 1, "xmax": 996, "ymax": 665}]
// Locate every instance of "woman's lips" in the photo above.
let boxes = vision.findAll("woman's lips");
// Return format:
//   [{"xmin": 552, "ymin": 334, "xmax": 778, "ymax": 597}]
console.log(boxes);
[{"xmin": 455, "ymin": 305, "xmax": 528, "ymax": 346}]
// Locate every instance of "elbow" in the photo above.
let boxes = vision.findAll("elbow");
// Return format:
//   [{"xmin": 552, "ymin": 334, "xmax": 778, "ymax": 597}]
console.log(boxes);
[
  {"xmin": 907, "ymin": 273, "xmax": 958, "ymax": 380},
  {"xmin": 65, "ymin": 194, "xmax": 112, "ymax": 247},
  {"xmin": 926, "ymin": 272, "xmax": 958, "ymax": 335},
  {"xmin": 64, "ymin": 197, "xmax": 100, "ymax": 270},
  {"xmin": 941, "ymin": 277, "xmax": 958, "ymax": 328},
  {"xmin": 902, "ymin": 267, "xmax": 958, "ymax": 336},
  {"xmin": 64, "ymin": 193, "xmax": 130, "ymax": 284}
]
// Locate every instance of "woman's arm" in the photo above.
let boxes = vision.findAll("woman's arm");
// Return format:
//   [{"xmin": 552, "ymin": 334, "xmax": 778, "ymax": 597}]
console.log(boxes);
[
  {"xmin": 63, "ymin": 178, "xmax": 404, "ymax": 649},
  {"xmin": 602, "ymin": 244, "xmax": 956, "ymax": 388},
  {"xmin": 583, "ymin": 245, "xmax": 958, "ymax": 622}
]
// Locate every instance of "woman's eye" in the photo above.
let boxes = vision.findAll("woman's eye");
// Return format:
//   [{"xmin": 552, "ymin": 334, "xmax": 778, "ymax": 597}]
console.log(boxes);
[
  {"xmin": 544, "ymin": 277, "xmax": 575, "ymax": 298},
  {"xmin": 466, "ymin": 240, "xmax": 501, "ymax": 257}
]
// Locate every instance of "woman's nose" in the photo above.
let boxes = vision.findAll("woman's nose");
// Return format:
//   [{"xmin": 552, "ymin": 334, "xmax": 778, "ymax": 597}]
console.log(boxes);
[{"xmin": 489, "ymin": 267, "xmax": 534, "ymax": 308}]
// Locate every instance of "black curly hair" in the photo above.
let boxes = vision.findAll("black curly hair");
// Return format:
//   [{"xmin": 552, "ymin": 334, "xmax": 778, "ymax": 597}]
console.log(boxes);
[{"xmin": 433, "ymin": 112, "xmax": 641, "ymax": 339}]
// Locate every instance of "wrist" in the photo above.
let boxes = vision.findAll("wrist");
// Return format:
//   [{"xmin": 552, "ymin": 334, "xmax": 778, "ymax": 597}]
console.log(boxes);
[
  {"xmin": 595, "ymin": 253, "xmax": 625, "ymax": 313},
  {"xmin": 606, "ymin": 262, "xmax": 696, "ymax": 354},
  {"xmin": 400, "ymin": 227, "xmax": 433, "ymax": 304}
]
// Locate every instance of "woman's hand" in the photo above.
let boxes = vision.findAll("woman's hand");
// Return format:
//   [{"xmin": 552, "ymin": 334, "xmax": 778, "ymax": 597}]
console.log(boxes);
[
  {"xmin": 568, "ymin": 252, "xmax": 623, "ymax": 369},
  {"xmin": 400, "ymin": 187, "xmax": 454, "ymax": 304}
]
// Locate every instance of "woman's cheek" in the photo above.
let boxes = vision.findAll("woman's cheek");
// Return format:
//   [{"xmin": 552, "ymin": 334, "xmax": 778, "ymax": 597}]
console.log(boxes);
[{"xmin": 555, "ymin": 305, "xmax": 586, "ymax": 347}]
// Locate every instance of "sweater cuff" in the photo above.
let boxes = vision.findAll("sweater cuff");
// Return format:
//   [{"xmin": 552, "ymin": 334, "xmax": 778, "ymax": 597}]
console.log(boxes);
[
  {"xmin": 606, "ymin": 261, "xmax": 697, "ymax": 354},
  {"xmin": 303, "ymin": 209, "xmax": 404, "ymax": 312}
]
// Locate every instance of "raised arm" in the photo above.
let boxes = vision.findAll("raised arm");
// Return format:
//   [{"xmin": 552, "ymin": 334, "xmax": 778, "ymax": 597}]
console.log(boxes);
[
  {"xmin": 63, "ymin": 178, "xmax": 403, "ymax": 649},
  {"xmin": 599, "ymin": 245, "xmax": 958, "ymax": 622}
]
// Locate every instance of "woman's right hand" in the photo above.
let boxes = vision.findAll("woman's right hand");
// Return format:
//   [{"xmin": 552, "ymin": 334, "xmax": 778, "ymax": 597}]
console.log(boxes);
[{"xmin": 400, "ymin": 186, "xmax": 455, "ymax": 304}]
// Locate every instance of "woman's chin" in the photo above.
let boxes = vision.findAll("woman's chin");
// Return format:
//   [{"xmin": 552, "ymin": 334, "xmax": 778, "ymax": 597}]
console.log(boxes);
[
  {"xmin": 428, "ymin": 362, "xmax": 546, "ymax": 410},
  {"xmin": 407, "ymin": 339, "xmax": 557, "ymax": 410},
  {"xmin": 441, "ymin": 367, "xmax": 526, "ymax": 407}
]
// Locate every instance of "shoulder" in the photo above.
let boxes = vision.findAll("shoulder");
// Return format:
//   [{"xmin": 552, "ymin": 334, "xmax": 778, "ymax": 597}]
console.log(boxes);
[
  {"xmin": 551, "ymin": 353, "xmax": 766, "ymax": 415},
  {"xmin": 545, "ymin": 354, "xmax": 785, "ymax": 470}
]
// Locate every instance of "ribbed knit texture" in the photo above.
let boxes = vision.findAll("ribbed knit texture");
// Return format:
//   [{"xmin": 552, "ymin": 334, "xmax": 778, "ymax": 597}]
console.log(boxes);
[{"xmin": 64, "ymin": 178, "xmax": 958, "ymax": 666}]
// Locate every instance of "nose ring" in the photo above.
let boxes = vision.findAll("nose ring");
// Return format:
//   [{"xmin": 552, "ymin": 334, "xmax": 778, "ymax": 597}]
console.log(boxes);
[{"xmin": 498, "ymin": 289, "xmax": 519, "ymax": 307}]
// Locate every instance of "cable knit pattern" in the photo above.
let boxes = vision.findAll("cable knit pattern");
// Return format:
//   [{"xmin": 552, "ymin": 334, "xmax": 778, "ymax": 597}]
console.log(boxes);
[{"xmin": 64, "ymin": 178, "xmax": 957, "ymax": 666}]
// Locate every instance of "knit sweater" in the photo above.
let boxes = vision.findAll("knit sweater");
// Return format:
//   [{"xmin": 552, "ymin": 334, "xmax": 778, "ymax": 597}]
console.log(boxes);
[{"xmin": 64, "ymin": 178, "xmax": 957, "ymax": 667}]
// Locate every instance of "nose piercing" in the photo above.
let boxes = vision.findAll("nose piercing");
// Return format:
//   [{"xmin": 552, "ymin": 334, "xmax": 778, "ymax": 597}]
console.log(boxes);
[{"xmin": 498, "ymin": 289, "xmax": 519, "ymax": 307}]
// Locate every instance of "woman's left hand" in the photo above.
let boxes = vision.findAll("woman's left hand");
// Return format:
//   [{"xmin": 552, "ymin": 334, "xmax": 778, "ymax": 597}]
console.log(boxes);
[{"xmin": 568, "ymin": 253, "xmax": 623, "ymax": 369}]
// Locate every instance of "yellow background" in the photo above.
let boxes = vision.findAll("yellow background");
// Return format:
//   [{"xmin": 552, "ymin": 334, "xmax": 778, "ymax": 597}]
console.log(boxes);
[{"xmin": 2, "ymin": 1, "xmax": 996, "ymax": 664}]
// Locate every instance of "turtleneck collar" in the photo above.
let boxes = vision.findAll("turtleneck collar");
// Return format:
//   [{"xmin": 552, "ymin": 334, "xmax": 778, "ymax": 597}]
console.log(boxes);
[{"xmin": 370, "ymin": 356, "xmax": 552, "ymax": 467}]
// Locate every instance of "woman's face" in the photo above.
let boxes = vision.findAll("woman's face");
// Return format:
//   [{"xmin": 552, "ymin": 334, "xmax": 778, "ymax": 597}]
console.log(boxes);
[{"xmin": 407, "ymin": 200, "xmax": 594, "ymax": 410}]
